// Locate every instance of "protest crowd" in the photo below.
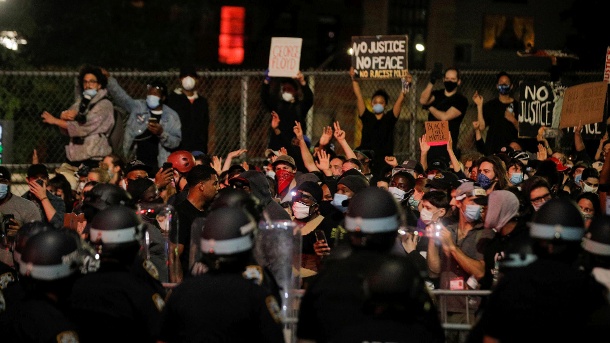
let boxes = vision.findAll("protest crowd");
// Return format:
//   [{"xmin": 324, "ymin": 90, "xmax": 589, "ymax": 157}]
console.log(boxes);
[{"xmin": 0, "ymin": 57, "xmax": 609, "ymax": 343}]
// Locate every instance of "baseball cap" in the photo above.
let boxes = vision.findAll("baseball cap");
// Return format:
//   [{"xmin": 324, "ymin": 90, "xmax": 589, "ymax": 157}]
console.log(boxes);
[
  {"xmin": 425, "ymin": 171, "xmax": 460, "ymax": 191},
  {"xmin": 498, "ymin": 146, "xmax": 515, "ymax": 156},
  {"xmin": 455, "ymin": 182, "xmax": 488, "ymax": 205},
  {"xmin": 428, "ymin": 158, "xmax": 448, "ymax": 172},
  {"xmin": 264, "ymin": 149, "xmax": 280, "ymax": 158},
  {"xmin": 125, "ymin": 160, "xmax": 153, "ymax": 175},
  {"xmin": 271, "ymin": 155, "xmax": 296, "ymax": 169},
  {"xmin": 393, "ymin": 159, "xmax": 425, "ymax": 177},
  {"xmin": 191, "ymin": 150, "xmax": 206, "ymax": 158}
]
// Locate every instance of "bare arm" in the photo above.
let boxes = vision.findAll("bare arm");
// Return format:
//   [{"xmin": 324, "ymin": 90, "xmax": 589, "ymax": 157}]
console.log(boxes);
[
  {"xmin": 420, "ymin": 82, "xmax": 435, "ymax": 106},
  {"xmin": 294, "ymin": 121, "xmax": 319, "ymax": 172},
  {"xmin": 428, "ymin": 106, "xmax": 463, "ymax": 122},
  {"xmin": 392, "ymin": 73, "xmax": 411, "ymax": 118},
  {"xmin": 222, "ymin": 149, "xmax": 248, "ymax": 173},
  {"xmin": 333, "ymin": 121, "xmax": 357, "ymax": 159},
  {"xmin": 350, "ymin": 67, "xmax": 366, "ymax": 116},
  {"xmin": 419, "ymin": 134, "xmax": 430, "ymax": 171},
  {"xmin": 473, "ymin": 91, "xmax": 485, "ymax": 130}
]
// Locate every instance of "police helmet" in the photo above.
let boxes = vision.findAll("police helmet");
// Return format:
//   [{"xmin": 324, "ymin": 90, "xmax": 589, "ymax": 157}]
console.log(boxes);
[
  {"xmin": 13, "ymin": 221, "xmax": 55, "ymax": 267},
  {"xmin": 581, "ymin": 215, "xmax": 610, "ymax": 270},
  {"xmin": 344, "ymin": 187, "xmax": 403, "ymax": 251},
  {"xmin": 200, "ymin": 207, "xmax": 256, "ymax": 271},
  {"xmin": 19, "ymin": 230, "xmax": 81, "ymax": 281},
  {"xmin": 90, "ymin": 205, "xmax": 144, "ymax": 262},
  {"xmin": 528, "ymin": 197, "xmax": 584, "ymax": 260},
  {"xmin": 81, "ymin": 183, "xmax": 134, "ymax": 221},
  {"xmin": 499, "ymin": 233, "xmax": 537, "ymax": 269},
  {"xmin": 209, "ymin": 188, "xmax": 263, "ymax": 223},
  {"xmin": 167, "ymin": 150, "xmax": 196, "ymax": 174}
]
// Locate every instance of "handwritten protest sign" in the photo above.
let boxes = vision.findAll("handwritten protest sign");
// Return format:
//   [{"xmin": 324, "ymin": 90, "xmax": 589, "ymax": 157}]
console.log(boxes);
[
  {"xmin": 604, "ymin": 46, "xmax": 610, "ymax": 83},
  {"xmin": 268, "ymin": 37, "xmax": 302, "ymax": 77},
  {"xmin": 518, "ymin": 81, "xmax": 555, "ymax": 138},
  {"xmin": 559, "ymin": 82, "xmax": 607, "ymax": 128},
  {"xmin": 563, "ymin": 122, "xmax": 605, "ymax": 140},
  {"xmin": 425, "ymin": 121, "xmax": 450, "ymax": 146},
  {"xmin": 351, "ymin": 35, "xmax": 408, "ymax": 79}
]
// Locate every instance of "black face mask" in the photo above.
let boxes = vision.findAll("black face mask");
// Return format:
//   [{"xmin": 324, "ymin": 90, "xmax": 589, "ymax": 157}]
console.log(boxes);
[{"xmin": 444, "ymin": 81, "xmax": 458, "ymax": 92}]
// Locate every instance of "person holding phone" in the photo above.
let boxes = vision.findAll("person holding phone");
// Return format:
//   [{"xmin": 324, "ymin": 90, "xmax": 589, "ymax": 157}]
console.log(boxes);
[
  {"xmin": 104, "ymin": 69, "xmax": 182, "ymax": 171},
  {"xmin": 291, "ymin": 181, "xmax": 339, "ymax": 277}
]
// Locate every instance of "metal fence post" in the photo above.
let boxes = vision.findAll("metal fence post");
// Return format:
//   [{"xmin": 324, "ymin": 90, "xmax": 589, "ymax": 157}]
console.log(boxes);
[
  {"xmin": 306, "ymin": 74, "xmax": 314, "ymax": 140},
  {"xmin": 241, "ymin": 75, "xmax": 248, "ymax": 153}
]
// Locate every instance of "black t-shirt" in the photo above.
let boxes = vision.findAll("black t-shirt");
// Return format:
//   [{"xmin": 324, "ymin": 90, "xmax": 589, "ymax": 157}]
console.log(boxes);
[
  {"xmin": 171, "ymin": 199, "xmax": 206, "ymax": 278},
  {"xmin": 134, "ymin": 129, "xmax": 159, "ymax": 170},
  {"xmin": 483, "ymin": 98, "xmax": 519, "ymax": 154},
  {"xmin": 426, "ymin": 89, "xmax": 468, "ymax": 150},
  {"xmin": 358, "ymin": 109, "xmax": 399, "ymax": 159}
]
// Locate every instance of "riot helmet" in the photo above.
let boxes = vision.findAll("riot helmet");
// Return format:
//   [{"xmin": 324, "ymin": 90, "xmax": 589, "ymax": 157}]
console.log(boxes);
[
  {"xmin": 344, "ymin": 187, "xmax": 403, "ymax": 252},
  {"xmin": 19, "ymin": 229, "xmax": 81, "ymax": 281},
  {"xmin": 13, "ymin": 220, "xmax": 55, "ymax": 268},
  {"xmin": 581, "ymin": 215, "xmax": 610, "ymax": 271},
  {"xmin": 89, "ymin": 205, "xmax": 144, "ymax": 263},
  {"xmin": 200, "ymin": 207, "xmax": 256, "ymax": 272},
  {"xmin": 81, "ymin": 183, "xmax": 134, "ymax": 222},
  {"xmin": 528, "ymin": 197, "xmax": 584, "ymax": 261}
]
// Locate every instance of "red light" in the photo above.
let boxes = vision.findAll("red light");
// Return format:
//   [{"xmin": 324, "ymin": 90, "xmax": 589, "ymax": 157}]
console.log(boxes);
[{"xmin": 219, "ymin": 6, "xmax": 245, "ymax": 65}]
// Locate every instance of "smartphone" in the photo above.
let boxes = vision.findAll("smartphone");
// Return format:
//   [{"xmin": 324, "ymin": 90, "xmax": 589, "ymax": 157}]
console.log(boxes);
[
  {"xmin": 314, "ymin": 230, "xmax": 327, "ymax": 242},
  {"xmin": 148, "ymin": 117, "xmax": 159, "ymax": 123},
  {"xmin": 162, "ymin": 162, "xmax": 173, "ymax": 171}
]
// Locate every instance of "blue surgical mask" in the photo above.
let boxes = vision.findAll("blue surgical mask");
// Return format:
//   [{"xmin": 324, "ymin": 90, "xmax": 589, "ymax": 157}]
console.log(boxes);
[
  {"xmin": 83, "ymin": 89, "xmax": 97, "ymax": 99},
  {"xmin": 407, "ymin": 195, "xmax": 420, "ymax": 209},
  {"xmin": 497, "ymin": 84, "xmax": 511, "ymax": 95},
  {"xmin": 574, "ymin": 174, "xmax": 582, "ymax": 183},
  {"xmin": 477, "ymin": 173, "xmax": 493, "ymax": 190},
  {"xmin": 372, "ymin": 104, "xmax": 384, "ymax": 114},
  {"xmin": 463, "ymin": 204, "xmax": 482, "ymax": 222},
  {"xmin": 0, "ymin": 183, "xmax": 8, "ymax": 200},
  {"xmin": 146, "ymin": 95, "xmax": 161, "ymax": 109},
  {"xmin": 510, "ymin": 172, "xmax": 523, "ymax": 185},
  {"xmin": 331, "ymin": 193, "xmax": 349, "ymax": 213}
]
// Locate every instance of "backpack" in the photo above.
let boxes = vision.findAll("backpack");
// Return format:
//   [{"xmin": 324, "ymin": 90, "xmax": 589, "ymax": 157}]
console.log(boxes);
[{"xmin": 107, "ymin": 104, "xmax": 128, "ymax": 159}]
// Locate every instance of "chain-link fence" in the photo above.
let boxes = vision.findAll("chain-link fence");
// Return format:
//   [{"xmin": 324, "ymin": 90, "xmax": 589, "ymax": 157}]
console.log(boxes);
[{"xmin": 0, "ymin": 69, "xmax": 601, "ymax": 193}]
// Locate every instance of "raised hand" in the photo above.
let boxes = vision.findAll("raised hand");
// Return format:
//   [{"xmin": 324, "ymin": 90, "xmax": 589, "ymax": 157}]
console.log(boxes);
[
  {"xmin": 472, "ymin": 121, "xmax": 481, "ymax": 131},
  {"xmin": 293, "ymin": 121, "xmax": 304, "ymax": 141},
  {"xmin": 318, "ymin": 126, "xmax": 333, "ymax": 147},
  {"xmin": 536, "ymin": 143, "xmax": 548, "ymax": 161},
  {"xmin": 279, "ymin": 147, "xmax": 288, "ymax": 156},
  {"xmin": 271, "ymin": 111, "xmax": 280, "ymax": 130},
  {"xmin": 315, "ymin": 149, "xmax": 330, "ymax": 171},
  {"xmin": 211, "ymin": 155, "xmax": 222, "ymax": 175},
  {"xmin": 227, "ymin": 149, "xmax": 248, "ymax": 159},
  {"xmin": 295, "ymin": 71, "xmax": 306, "ymax": 86},
  {"xmin": 333, "ymin": 121, "xmax": 346, "ymax": 142},
  {"xmin": 472, "ymin": 91, "xmax": 483, "ymax": 106},
  {"xmin": 384, "ymin": 156, "xmax": 398, "ymax": 167},
  {"xmin": 419, "ymin": 134, "xmax": 430, "ymax": 154}
]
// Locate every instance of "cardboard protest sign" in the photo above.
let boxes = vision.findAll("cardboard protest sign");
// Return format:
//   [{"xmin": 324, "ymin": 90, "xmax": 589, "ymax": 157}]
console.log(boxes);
[
  {"xmin": 518, "ymin": 81, "xmax": 555, "ymax": 138},
  {"xmin": 351, "ymin": 35, "xmax": 408, "ymax": 79},
  {"xmin": 425, "ymin": 121, "xmax": 450, "ymax": 146},
  {"xmin": 558, "ymin": 82, "xmax": 607, "ymax": 129},
  {"xmin": 563, "ymin": 122, "xmax": 606, "ymax": 140},
  {"xmin": 268, "ymin": 37, "xmax": 302, "ymax": 77}
]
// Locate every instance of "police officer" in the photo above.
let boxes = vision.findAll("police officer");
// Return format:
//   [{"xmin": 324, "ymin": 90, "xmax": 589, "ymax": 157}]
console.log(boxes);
[
  {"xmin": 475, "ymin": 198, "xmax": 605, "ymax": 342},
  {"xmin": 157, "ymin": 207, "xmax": 285, "ymax": 343},
  {"xmin": 69, "ymin": 205, "xmax": 166, "ymax": 343},
  {"xmin": 296, "ymin": 187, "xmax": 444, "ymax": 343},
  {"xmin": 7, "ymin": 229, "xmax": 86, "ymax": 342}
]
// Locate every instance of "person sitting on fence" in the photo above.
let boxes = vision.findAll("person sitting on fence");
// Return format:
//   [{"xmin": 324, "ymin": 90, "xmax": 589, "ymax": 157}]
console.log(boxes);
[
  {"xmin": 41, "ymin": 64, "xmax": 115, "ymax": 169},
  {"xmin": 104, "ymin": 69, "xmax": 182, "ymax": 171}
]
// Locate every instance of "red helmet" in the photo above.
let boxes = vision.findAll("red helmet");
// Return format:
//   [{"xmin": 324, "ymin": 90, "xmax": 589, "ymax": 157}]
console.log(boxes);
[{"xmin": 167, "ymin": 150, "xmax": 196, "ymax": 174}]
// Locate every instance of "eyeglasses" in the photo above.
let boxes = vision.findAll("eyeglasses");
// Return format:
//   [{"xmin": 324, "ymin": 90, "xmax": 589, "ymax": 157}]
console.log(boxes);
[
  {"xmin": 83, "ymin": 79, "xmax": 98, "ymax": 85},
  {"xmin": 530, "ymin": 193, "xmax": 551, "ymax": 205}
]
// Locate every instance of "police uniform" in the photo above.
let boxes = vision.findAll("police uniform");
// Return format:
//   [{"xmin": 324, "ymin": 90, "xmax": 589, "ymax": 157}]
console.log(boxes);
[
  {"xmin": 8, "ymin": 296, "xmax": 80, "ymax": 343},
  {"xmin": 158, "ymin": 272, "xmax": 284, "ymax": 343},
  {"xmin": 69, "ymin": 261, "xmax": 165, "ymax": 343},
  {"xmin": 297, "ymin": 250, "xmax": 444, "ymax": 343}
]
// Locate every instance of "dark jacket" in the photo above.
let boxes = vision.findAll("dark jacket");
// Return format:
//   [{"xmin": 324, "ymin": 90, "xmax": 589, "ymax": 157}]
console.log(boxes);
[
  {"xmin": 239, "ymin": 170, "xmax": 291, "ymax": 221},
  {"xmin": 166, "ymin": 89, "xmax": 210, "ymax": 153}
]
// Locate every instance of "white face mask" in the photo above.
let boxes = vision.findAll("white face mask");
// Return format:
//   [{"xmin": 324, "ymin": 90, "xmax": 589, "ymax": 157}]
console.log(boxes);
[
  {"xmin": 282, "ymin": 92, "xmax": 294, "ymax": 102},
  {"xmin": 292, "ymin": 201, "xmax": 312, "ymax": 220},
  {"xmin": 181, "ymin": 76, "xmax": 196, "ymax": 91},
  {"xmin": 388, "ymin": 186, "xmax": 406, "ymax": 201},
  {"xmin": 582, "ymin": 182, "xmax": 599, "ymax": 194},
  {"xmin": 419, "ymin": 208, "xmax": 436, "ymax": 224}
]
